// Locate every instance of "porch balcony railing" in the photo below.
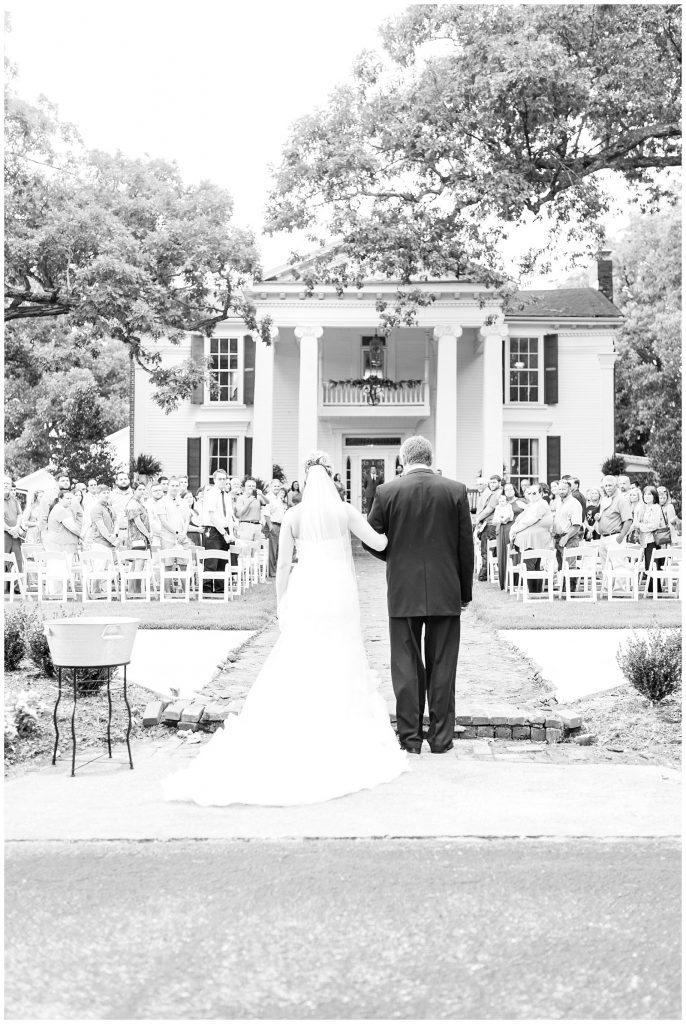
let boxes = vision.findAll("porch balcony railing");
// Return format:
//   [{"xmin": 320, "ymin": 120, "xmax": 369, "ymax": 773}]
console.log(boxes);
[{"xmin": 321, "ymin": 379, "xmax": 427, "ymax": 407}]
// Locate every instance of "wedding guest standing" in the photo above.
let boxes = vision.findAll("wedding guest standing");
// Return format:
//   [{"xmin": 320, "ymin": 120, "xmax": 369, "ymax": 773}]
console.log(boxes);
[
  {"xmin": 4, "ymin": 475, "xmax": 25, "ymax": 593},
  {"xmin": 635, "ymin": 485, "xmax": 663, "ymax": 593},
  {"xmin": 265, "ymin": 479, "xmax": 287, "ymax": 577},
  {"xmin": 21, "ymin": 490, "xmax": 44, "ymax": 546},
  {"xmin": 474, "ymin": 474, "xmax": 502, "ymax": 581},
  {"xmin": 287, "ymin": 481, "xmax": 301, "ymax": 507},
  {"xmin": 203, "ymin": 470, "xmax": 235, "ymax": 593},
  {"xmin": 236, "ymin": 478, "xmax": 265, "ymax": 525},
  {"xmin": 583, "ymin": 487, "xmax": 602, "ymax": 541},
  {"xmin": 551, "ymin": 478, "xmax": 583, "ymax": 589},
  {"xmin": 509, "ymin": 484, "xmax": 554, "ymax": 594},
  {"xmin": 109, "ymin": 471, "xmax": 136, "ymax": 547},
  {"xmin": 497, "ymin": 482, "xmax": 526, "ymax": 589},
  {"xmin": 85, "ymin": 487, "xmax": 118, "ymax": 596}
]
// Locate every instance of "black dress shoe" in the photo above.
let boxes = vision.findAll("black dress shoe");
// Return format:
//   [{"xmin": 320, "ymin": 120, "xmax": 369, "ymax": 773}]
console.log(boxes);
[
  {"xmin": 400, "ymin": 745, "xmax": 421, "ymax": 755},
  {"xmin": 429, "ymin": 743, "xmax": 454, "ymax": 754}
]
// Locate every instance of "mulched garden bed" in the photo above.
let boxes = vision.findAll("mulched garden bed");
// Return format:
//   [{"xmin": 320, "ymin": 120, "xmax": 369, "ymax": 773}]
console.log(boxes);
[
  {"xmin": 569, "ymin": 685, "xmax": 682, "ymax": 768},
  {"xmin": 4, "ymin": 660, "xmax": 156, "ymax": 778}
]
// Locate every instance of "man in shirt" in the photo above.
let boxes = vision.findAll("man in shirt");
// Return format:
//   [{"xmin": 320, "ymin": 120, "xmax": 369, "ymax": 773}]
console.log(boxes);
[
  {"xmin": 597, "ymin": 475, "xmax": 634, "ymax": 577},
  {"xmin": 265, "ymin": 479, "xmax": 287, "ymax": 577},
  {"xmin": 178, "ymin": 475, "xmax": 190, "ymax": 501},
  {"xmin": 146, "ymin": 482, "xmax": 166, "ymax": 559},
  {"xmin": 4, "ymin": 475, "xmax": 24, "ymax": 593},
  {"xmin": 87, "ymin": 486, "xmax": 117, "ymax": 595},
  {"xmin": 203, "ymin": 470, "xmax": 235, "ymax": 592},
  {"xmin": 228, "ymin": 477, "xmax": 243, "ymax": 517},
  {"xmin": 82, "ymin": 478, "xmax": 99, "ymax": 517},
  {"xmin": 552, "ymin": 478, "xmax": 584, "ymax": 590},
  {"xmin": 236, "ymin": 478, "xmax": 265, "ymax": 524},
  {"xmin": 157, "ymin": 477, "xmax": 190, "ymax": 549},
  {"xmin": 109, "ymin": 471, "xmax": 136, "ymax": 547},
  {"xmin": 617, "ymin": 475, "xmax": 632, "ymax": 495},
  {"xmin": 474, "ymin": 474, "xmax": 502, "ymax": 581},
  {"xmin": 158, "ymin": 476, "xmax": 169, "ymax": 495},
  {"xmin": 563, "ymin": 475, "xmax": 587, "ymax": 518}
]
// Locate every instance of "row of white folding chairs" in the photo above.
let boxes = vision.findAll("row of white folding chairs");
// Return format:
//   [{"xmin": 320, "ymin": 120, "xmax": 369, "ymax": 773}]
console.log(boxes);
[
  {"xmin": 7, "ymin": 537, "xmax": 269, "ymax": 603},
  {"xmin": 490, "ymin": 541, "xmax": 681, "ymax": 602}
]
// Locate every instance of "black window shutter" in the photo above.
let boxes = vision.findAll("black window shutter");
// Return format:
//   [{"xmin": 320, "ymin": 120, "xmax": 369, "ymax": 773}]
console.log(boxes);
[
  {"xmin": 190, "ymin": 334, "xmax": 205, "ymax": 405},
  {"xmin": 243, "ymin": 334, "xmax": 256, "ymax": 405},
  {"xmin": 543, "ymin": 334, "xmax": 558, "ymax": 405},
  {"xmin": 187, "ymin": 437, "xmax": 201, "ymax": 493},
  {"xmin": 547, "ymin": 436, "xmax": 561, "ymax": 482},
  {"xmin": 244, "ymin": 437, "xmax": 253, "ymax": 478}
]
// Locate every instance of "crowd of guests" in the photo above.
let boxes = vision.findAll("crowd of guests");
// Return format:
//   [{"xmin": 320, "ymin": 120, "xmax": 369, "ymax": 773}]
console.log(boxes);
[
  {"xmin": 473, "ymin": 472, "xmax": 681, "ymax": 594},
  {"xmin": 3, "ymin": 469, "xmax": 315, "ymax": 596}
]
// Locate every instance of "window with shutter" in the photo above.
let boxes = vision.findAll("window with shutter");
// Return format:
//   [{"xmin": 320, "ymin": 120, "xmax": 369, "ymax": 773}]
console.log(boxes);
[
  {"xmin": 507, "ymin": 337, "xmax": 540, "ymax": 402},
  {"xmin": 244, "ymin": 437, "xmax": 253, "ymax": 478},
  {"xmin": 509, "ymin": 438, "xmax": 540, "ymax": 491},
  {"xmin": 543, "ymin": 334, "xmax": 559, "ymax": 405}
]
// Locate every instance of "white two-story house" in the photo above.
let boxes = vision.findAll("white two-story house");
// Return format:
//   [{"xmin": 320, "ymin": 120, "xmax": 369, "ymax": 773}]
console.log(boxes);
[{"xmin": 133, "ymin": 254, "xmax": 621, "ymax": 506}]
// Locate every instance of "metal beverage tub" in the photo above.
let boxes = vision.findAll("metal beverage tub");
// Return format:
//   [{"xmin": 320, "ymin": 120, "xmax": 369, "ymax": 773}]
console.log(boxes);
[{"xmin": 44, "ymin": 618, "xmax": 140, "ymax": 667}]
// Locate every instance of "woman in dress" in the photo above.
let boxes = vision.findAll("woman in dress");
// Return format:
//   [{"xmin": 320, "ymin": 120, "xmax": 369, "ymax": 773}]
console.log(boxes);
[
  {"xmin": 496, "ymin": 483, "xmax": 526, "ymax": 590},
  {"xmin": 164, "ymin": 451, "xmax": 408, "ymax": 806},
  {"xmin": 635, "ymin": 485, "xmax": 663, "ymax": 594},
  {"xmin": 21, "ymin": 490, "xmax": 44, "ymax": 546}
]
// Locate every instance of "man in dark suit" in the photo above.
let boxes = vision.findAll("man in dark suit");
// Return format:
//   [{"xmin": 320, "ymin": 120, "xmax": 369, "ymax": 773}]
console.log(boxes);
[
  {"xmin": 362, "ymin": 465, "xmax": 382, "ymax": 513},
  {"xmin": 364, "ymin": 436, "xmax": 474, "ymax": 754}
]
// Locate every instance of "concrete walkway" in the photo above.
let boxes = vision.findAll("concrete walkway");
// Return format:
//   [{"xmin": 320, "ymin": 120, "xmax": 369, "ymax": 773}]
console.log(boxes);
[{"xmin": 4, "ymin": 738, "xmax": 680, "ymax": 841}]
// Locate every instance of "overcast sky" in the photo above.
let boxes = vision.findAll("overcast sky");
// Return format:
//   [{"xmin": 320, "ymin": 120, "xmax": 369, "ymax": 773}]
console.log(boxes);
[{"xmin": 7, "ymin": 1, "xmax": 636, "ymax": 284}]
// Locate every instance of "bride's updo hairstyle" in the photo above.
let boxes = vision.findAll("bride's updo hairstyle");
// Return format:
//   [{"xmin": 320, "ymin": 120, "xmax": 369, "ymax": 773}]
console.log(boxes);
[{"xmin": 303, "ymin": 450, "xmax": 333, "ymax": 478}]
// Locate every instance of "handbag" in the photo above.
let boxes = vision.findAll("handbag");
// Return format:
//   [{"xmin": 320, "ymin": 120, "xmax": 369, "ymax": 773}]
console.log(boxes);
[{"xmin": 654, "ymin": 508, "xmax": 671, "ymax": 546}]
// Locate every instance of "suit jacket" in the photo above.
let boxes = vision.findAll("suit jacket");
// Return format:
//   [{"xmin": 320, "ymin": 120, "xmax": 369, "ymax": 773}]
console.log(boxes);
[
  {"xmin": 362, "ymin": 475, "xmax": 381, "ymax": 506},
  {"xmin": 364, "ymin": 467, "xmax": 474, "ymax": 617}
]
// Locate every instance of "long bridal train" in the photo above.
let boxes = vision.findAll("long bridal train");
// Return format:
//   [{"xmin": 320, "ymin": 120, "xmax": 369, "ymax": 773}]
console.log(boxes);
[{"xmin": 163, "ymin": 463, "xmax": 407, "ymax": 807}]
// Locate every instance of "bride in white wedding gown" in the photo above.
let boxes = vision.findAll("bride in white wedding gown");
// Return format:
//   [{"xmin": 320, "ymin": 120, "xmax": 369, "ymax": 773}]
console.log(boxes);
[{"xmin": 163, "ymin": 452, "xmax": 408, "ymax": 806}]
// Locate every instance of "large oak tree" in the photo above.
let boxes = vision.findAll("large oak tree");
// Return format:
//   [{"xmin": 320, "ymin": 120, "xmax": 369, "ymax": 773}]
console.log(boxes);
[
  {"xmin": 266, "ymin": 4, "xmax": 681, "ymax": 325},
  {"xmin": 5, "ymin": 63, "xmax": 273, "ymax": 411}
]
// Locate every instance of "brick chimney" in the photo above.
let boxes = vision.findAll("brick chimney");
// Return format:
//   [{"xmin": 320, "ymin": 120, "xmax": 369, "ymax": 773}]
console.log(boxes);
[{"xmin": 597, "ymin": 248, "xmax": 614, "ymax": 303}]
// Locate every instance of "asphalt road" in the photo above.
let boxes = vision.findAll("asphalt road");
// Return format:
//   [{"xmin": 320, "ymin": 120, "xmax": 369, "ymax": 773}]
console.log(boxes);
[{"xmin": 5, "ymin": 838, "xmax": 681, "ymax": 1020}]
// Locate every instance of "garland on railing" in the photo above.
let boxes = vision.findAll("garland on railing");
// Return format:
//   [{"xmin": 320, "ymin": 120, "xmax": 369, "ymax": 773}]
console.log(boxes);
[{"xmin": 326, "ymin": 378, "xmax": 423, "ymax": 406}]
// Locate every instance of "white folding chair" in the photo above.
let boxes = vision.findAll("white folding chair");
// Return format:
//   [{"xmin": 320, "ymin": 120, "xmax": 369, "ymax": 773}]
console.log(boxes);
[
  {"xmin": 505, "ymin": 546, "xmax": 521, "ymax": 596},
  {"xmin": 643, "ymin": 548, "xmax": 682, "ymax": 599},
  {"xmin": 159, "ymin": 549, "xmax": 194, "ymax": 601},
  {"xmin": 80, "ymin": 548, "xmax": 118, "ymax": 601},
  {"xmin": 3, "ymin": 552, "xmax": 26, "ymax": 601},
  {"xmin": 258, "ymin": 539, "xmax": 269, "ymax": 583},
  {"xmin": 486, "ymin": 540, "xmax": 499, "ymax": 584},
  {"xmin": 229, "ymin": 543, "xmax": 252, "ymax": 592},
  {"xmin": 20, "ymin": 544, "xmax": 44, "ymax": 599},
  {"xmin": 560, "ymin": 547, "xmax": 597, "ymax": 601},
  {"xmin": 35, "ymin": 550, "xmax": 78, "ymax": 601},
  {"xmin": 196, "ymin": 550, "xmax": 241, "ymax": 601},
  {"xmin": 519, "ymin": 548, "xmax": 556, "ymax": 602},
  {"xmin": 117, "ymin": 548, "xmax": 153, "ymax": 601},
  {"xmin": 601, "ymin": 545, "xmax": 640, "ymax": 601}
]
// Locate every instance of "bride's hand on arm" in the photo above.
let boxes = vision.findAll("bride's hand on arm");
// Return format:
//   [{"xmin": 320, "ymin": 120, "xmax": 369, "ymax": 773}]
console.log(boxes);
[
  {"xmin": 275, "ymin": 512, "xmax": 296, "ymax": 606},
  {"xmin": 346, "ymin": 504, "xmax": 387, "ymax": 551}
]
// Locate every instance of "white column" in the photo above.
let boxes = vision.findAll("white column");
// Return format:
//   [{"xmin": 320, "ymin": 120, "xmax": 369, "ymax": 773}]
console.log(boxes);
[
  {"xmin": 252, "ymin": 327, "xmax": 278, "ymax": 480},
  {"xmin": 295, "ymin": 326, "xmax": 323, "ymax": 472},
  {"xmin": 598, "ymin": 351, "xmax": 618, "ymax": 460},
  {"xmin": 480, "ymin": 321, "xmax": 508, "ymax": 478},
  {"xmin": 433, "ymin": 325, "xmax": 462, "ymax": 479}
]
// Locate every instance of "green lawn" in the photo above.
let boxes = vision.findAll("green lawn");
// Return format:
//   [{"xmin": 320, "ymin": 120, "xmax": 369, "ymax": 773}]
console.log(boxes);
[
  {"xmin": 470, "ymin": 582, "xmax": 682, "ymax": 630},
  {"xmin": 8, "ymin": 582, "xmax": 276, "ymax": 630}
]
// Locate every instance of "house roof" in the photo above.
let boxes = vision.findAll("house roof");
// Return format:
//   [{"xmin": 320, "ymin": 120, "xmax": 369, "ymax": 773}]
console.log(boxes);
[{"xmin": 508, "ymin": 288, "xmax": 621, "ymax": 319}]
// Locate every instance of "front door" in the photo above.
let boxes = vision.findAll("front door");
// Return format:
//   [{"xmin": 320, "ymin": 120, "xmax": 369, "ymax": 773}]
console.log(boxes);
[{"xmin": 347, "ymin": 448, "xmax": 401, "ymax": 510}]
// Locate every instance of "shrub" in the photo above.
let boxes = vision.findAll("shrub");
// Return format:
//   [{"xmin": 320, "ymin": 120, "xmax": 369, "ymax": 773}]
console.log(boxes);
[
  {"xmin": 601, "ymin": 454, "xmax": 627, "ymax": 477},
  {"xmin": 134, "ymin": 453, "xmax": 162, "ymax": 478},
  {"xmin": 4, "ymin": 611, "xmax": 26, "ymax": 670},
  {"xmin": 617, "ymin": 629, "xmax": 682, "ymax": 703}
]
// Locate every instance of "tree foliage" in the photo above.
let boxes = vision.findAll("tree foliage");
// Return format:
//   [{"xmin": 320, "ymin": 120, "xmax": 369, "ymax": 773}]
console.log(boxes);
[
  {"xmin": 46, "ymin": 383, "xmax": 120, "ymax": 486},
  {"xmin": 266, "ymin": 4, "xmax": 681, "ymax": 327},
  {"xmin": 4, "ymin": 59, "xmax": 273, "ymax": 408},
  {"xmin": 4, "ymin": 320, "xmax": 128, "ymax": 479},
  {"xmin": 613, "ymin": 208, "xmax": 681, "ymax": 497}
]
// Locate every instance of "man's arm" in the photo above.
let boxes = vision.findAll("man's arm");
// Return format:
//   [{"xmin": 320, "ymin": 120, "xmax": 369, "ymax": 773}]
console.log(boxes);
[
  {"xmin": 458, "ymin": 489, "xmax": 474, "ymax": 604},
  {"xmin": 361, "ymin": 491, "xmax": 387, "ymax": 561},
  {"xmin": 617, "ymin": 496, "xmax": 634, "ymax": 543}
]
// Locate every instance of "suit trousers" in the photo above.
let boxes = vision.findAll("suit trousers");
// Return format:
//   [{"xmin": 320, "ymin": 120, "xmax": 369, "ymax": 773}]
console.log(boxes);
[
  {"xmin": 203, "ymin": 527, "xmax": 229, "ymax": 592},
  {"xmin": 389, "ymin": 615, "xmax": 461, "ymax": 753}
]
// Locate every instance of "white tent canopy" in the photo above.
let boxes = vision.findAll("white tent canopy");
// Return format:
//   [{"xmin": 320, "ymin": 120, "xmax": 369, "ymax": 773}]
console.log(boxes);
[{"xmin": 13, "ymin": 427, "xmax": 129, "ymax": 494}]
